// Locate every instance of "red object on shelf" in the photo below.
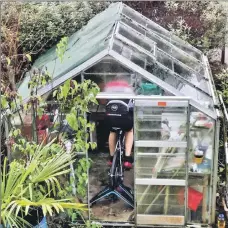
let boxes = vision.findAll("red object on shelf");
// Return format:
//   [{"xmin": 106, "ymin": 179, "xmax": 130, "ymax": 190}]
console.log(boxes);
[{"xmin": 178, "ymin": 187, "xmax": 203, "ymax": 211}]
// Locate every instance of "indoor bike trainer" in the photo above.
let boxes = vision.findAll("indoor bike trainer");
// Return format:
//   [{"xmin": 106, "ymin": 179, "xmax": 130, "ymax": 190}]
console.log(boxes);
[{"xmin": 90, "ymin": 128, "xmax": 134, "ymax": 208}]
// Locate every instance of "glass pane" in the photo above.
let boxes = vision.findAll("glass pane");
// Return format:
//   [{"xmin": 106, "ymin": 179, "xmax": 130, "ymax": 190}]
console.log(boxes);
[
  {"xmin": 135, "ymin": 78, "xmax": 165, "ymax": 96},
  {"xmin": 146, "ymin": 31, "xmax": 172, "ymax": 54},
  {"xmin": 121, "ymin": 16, "xmax": 146, "ymax": 36},
  {"xmin": 118, "ymin": 23, "xmax": 155, "ymax": 53},
  {"xmin": 112, "ymin": 38, "xmax": 213, "ymax": 107},
  {"xmin": 136, "ymin": 153, "xmax": 186, "ymax": 179},
  {"xmin": 85, "ymin": 57, "xmax": 133, "ymax": 73},
  {"xmin": 121, "ymin": 4, "xmax": 202, "ymax": 61},
  {"xmin": 84, "ymin": 73, "xmax": 132, "ymax": 87},
  {"xmin": 187, "ymin": 175, "xmax": 210, "ymax": 223},
  {"xmin": 135, "ymin": 106, "xmax": 187, "ymax": 141},
  {"xmin": 137, "ymin": 185, "xmax": 185, "ymax": 215},
  {"xmin": 174, "ymin": 62, "xmax": 210, "ymax": 95},
  {"xmin": 156, "ymin": 49, "xmax": 210, "ymax": 95},
  {"xmin": 171, "ymin": 39, "xmax": 202, "ymax": 60},
  {"xmin": 156, "ymin": 49, "xmax": 173, "ymax": 70},
  {"xmin": 122, "ymin": 5, "xmax": 147, "ymax": 27},
  {"xmin": 189, "ymin": 106, "xmax": 215, "ymax": 174},
  {"xmin": 120, "ymin": 14, "xmax": 202, "ymax": 73}
]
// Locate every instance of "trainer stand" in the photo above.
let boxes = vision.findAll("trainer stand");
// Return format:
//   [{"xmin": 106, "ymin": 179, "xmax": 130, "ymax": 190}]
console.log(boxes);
[
  {"xmin": 90, "ymin": 129, "xmax": 134, "ymax": 208},
  {"xmin": 89, "ymin": 182, "xmax": 134, "ymax": 208}
]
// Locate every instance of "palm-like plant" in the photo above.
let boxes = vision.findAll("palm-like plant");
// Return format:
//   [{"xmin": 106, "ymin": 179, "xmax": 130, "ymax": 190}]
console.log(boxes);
[{"xmin": 1, "ymin": 140, "xmax": 86, "ymax": 228}]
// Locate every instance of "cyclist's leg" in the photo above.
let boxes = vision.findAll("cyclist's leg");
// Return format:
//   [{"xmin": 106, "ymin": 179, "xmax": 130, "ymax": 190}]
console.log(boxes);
[
  {"xmin": 109, "ymin": 131, "xmax": 117, "ymax": 156},
  {"xmin": 125, "ymin": 128, "xmax": 133, "ymax": 156},
  {"xmin": 124, "ymin": 129, "xmax": 134, "ymax": 169},
  {"xmin": 108, "ymin": 130, "xmax": 116, "ymax": 165},
  {"xmin": 123, "ymin": 114, "xmax": 134, "ymax": 169}
]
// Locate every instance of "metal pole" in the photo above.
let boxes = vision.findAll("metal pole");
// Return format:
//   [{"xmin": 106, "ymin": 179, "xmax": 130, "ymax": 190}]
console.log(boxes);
[
  {"xmin": 184, "ymin": 101, "xmax": 191, "ymax": 224},
  {"xmin": 211, "ymin": 119, "xmax": 221, "ymax": 223},
  {"xmin": 0, "ymin": 1, "xmax": 2, "ymax": 224}
]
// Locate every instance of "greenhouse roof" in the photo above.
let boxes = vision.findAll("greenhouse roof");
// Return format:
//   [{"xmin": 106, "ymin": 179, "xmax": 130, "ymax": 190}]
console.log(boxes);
[{"xmin": 18, "ymin": 2, "xmax": 218, "ymax": 119}]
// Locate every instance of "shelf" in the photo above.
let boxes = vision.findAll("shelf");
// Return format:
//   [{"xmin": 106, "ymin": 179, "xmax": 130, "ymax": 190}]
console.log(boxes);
[
  {"xmin": 136, "ymin": 128, "xmax": 162, "ymax": 132},
  {"xmin": 135, "ymin": 140, "xmax": 187, "ymax": 148}
]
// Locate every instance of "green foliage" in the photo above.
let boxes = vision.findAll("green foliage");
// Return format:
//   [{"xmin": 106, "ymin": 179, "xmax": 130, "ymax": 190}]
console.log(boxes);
[
  {"xmin": 1, "ymin": 36, "xmax": 100, "ymax": 227},
  {"xmin": 215, "ymin": 68, "xmax": 228, "ymax": 106},
  {"xmin": 2, "ymin": 2, "xmax": 109, "ymax": 57},
  {"xmin": 1, "ymin": 142, "xmax": 86, "ymax": 227},
  {"xmin": 56, "ymin": 37, "xmax": 69, "ymax": 63},
  {"xmin": 74, "ymin": 221, "xmax": 103, "ymax": 228},
  {"xmin": 54, "ymin": 78, "xmax": 99, "ymax": 154},
  {"xmin": 75, "ymin": 158, "xmax": 91, "ymax": 197},
  {"xmin": 164, "ymin": 1, "xmax": 226, "ymax": 53}
]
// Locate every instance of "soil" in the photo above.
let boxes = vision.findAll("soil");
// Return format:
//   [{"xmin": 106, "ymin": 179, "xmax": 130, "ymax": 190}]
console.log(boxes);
[{"xmin": 88, "ymin": 151, "xmax": 135, "ymax": 223}]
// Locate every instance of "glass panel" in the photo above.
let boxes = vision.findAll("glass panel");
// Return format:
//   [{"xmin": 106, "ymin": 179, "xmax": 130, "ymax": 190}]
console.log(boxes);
[
  {"xmin": 19, "ymin": 13, "xmax": 115, "ymax": 102},
  {"xmin": 120, "ymin": 14, "xmax": 202, "ymax": 73},
  {"xmin": 121, "ymin": 4, "xmax": 202, "ymax": 61},
  {"xmin": 171, "ymin": 39, "xmax": 202, "ymax": 60},
  {"xmin": 121, "ymin": 16, "xmax": 146, "ymax": 36},
  {"xmin": 156, "ymin": 49, "xmax": 210, "ymax": 95},
  {"xmin": 118, "ymin": 23, "xmax": 155, "ymax": 53},
  {"xmin": 112, "ymin": 38, "xmax": 214, "ymax": 107},
  {"xmin": 145, "ymin": 61, "xmax": 181, "ymax": 89},
  {"xmin": 113, "ymin": 38, "xmax": 153, "ymax": 70},
  {"xmin": 136, "ymin": 152, "xmax": 186, "ymax": 179},
  {"xmin": 187, "ymin": 175, "xmax": 210, "ymax": 223},
  {"xmin": 85, "ymin": 57, "xmax": 133, "ymax": 73},
  {"xmin": 156, "ymin": 49, "xmax": 173, "ymax": 70},
  {"xmin": 84, "ymin": 73, "xmax": 132, "ymax": 87},
  {"xmin": 135, "ymin": 106, "xmax": 187, "ymax": 141},
  {"xmin": 174, "ymin": 62, "xmax": 210, "ymax": 95},
  {"xmin": 146, "ymin": 30, "xmax": 172, "ymax": 54},
  {"xmin": 189, "ymin": 106, "xmax": 215, "ymax": 174},
  {"xmin": 137, "ymin": 185, "xmax": 185, "ymax": 215},
  {"xmin": 136, "ymin": 77, "xmax": 166, "ymax": 96},
  {"xmin": 122, "ymin": 5, "xmax": 147, "ymax": 27}
]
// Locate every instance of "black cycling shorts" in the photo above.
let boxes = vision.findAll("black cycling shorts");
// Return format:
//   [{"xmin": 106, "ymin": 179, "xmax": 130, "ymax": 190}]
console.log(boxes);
[{"xmin": 106, "ymin": 113, "xmax": 133, "ymax": 132}]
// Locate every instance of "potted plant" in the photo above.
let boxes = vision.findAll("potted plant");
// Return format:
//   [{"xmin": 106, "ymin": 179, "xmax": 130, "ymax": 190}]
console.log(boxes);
[{"xmin": 0, "ymin": 139, "xmax": 86, "ymax": 228}]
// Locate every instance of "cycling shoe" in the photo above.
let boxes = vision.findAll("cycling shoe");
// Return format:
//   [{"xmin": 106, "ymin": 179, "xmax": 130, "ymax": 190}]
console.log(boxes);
[{"xmin": 124, "ymin": 161, "xmax": 133, "ymax": 169}]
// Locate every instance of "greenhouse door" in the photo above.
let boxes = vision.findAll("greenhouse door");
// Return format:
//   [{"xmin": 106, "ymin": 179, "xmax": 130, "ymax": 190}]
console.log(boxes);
[{"xmin": 134, "ymin": 98, "xmax": 189, "ymax": 227}]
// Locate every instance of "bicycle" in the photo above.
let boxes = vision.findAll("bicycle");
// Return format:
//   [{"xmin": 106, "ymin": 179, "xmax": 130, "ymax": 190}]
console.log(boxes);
[{"xmin": 90, "ymin": 127, "xmax": 134, "ymax": 208}]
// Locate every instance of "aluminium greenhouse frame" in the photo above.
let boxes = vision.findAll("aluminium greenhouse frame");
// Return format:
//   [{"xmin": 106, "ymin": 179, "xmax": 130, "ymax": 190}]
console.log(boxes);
[
  {"xmin": 17, "ymin": 2, "xmax": 221, "ymax": 227},
  {"xmin": 92, "ymin": 94, "xmax": 220, "ymax": 227}
]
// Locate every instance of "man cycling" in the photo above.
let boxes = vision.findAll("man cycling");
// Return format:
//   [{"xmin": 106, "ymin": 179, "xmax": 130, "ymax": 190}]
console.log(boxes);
[{"xmin": 104, "ymin": 77, "xmax": 134, "ymax": 169}]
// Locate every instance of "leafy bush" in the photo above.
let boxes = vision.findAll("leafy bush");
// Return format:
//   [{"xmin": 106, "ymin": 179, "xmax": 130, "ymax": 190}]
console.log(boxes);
[
  {"xmin": 0, "ymin": 37, "xmax": 100, "ymax": 227},
  {"xmin": 1, "ymin": 2, "xmax": 109, "ymax": 89},
  {"xmin": 2, "ymin": 2, "xmax": 109, "ymax": 57},
  {"xmin": 126, "ymin": 1, "xmax": 226, "ymax": 53},
  {"xmin": 213, "ymin": 66, "xmax": 228, "ymax": 106},
  {"xmin": 164, "ymin": 1, "xmax": 226, "ymax": 53}
]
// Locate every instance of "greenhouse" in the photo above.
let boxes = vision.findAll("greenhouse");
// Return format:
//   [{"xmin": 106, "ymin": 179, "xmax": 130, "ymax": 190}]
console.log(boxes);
[{"xmin": 18, "ymin": 2, "xmax": 221, "ymax": 227}]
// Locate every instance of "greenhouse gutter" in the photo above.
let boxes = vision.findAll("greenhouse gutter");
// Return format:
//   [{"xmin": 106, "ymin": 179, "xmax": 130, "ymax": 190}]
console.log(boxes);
[
  {"xmin": 203, "ymin": 55, "xmax": 221, "ymax": 119},
  {"xmin": 109, "ymin": 50, "xmax": 217, "ymax": 119}
]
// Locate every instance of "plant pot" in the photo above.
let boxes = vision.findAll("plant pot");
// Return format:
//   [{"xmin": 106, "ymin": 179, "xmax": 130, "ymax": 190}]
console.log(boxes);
[
  {"xmin": 0, "ymin": 217, "xmax": 47, "ymax": 228},
  {"xmin": 33, "ymin": 216, "xmax": 48, "ymax": 228},
  {"xmin": 0, "ymin": 225, "xmax": 10, "ymax": 228},
  {"xmin": 23, "ymin": 207, "xmax": 48, "ymax": 228}
]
